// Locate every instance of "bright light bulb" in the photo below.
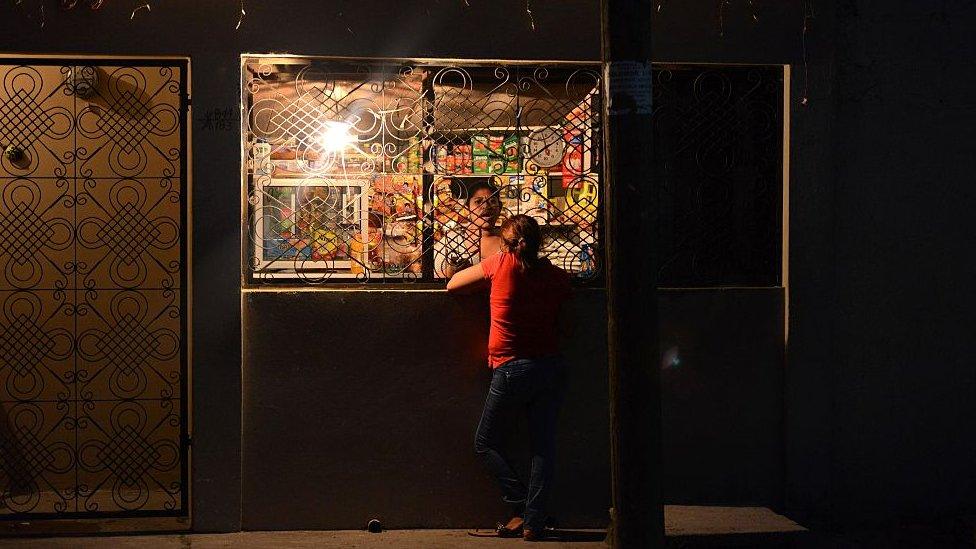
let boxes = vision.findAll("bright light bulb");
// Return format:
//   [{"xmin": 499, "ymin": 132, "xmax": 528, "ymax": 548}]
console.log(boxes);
[{"xmin": 320, "ymin": 121, "xmax": 354, "ymax": 152}]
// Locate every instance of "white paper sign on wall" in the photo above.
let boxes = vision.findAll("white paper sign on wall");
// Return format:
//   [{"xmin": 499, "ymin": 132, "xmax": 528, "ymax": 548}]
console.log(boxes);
[{"xmin": 607, "ymin": 61, "xmax": 653, "ymax": 116}]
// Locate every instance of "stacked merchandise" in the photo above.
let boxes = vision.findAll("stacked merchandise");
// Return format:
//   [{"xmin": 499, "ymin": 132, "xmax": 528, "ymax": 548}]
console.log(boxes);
[
  {"xmin": 393, "ymin": 137, "xmax": 424, "ymax": 174},
  {"xmin": 541, "ymin": 230, "xmax": 597, "ymax": 275},
  {"xmin": 265, "ymin": 141, "xmax": 323, "ymax": 175},
  {"xmin": 433, "ymin": 144, "xmax": 473, "ymax": 174},
  {"xmin": 430, "ymin": 177, "xmax": 466, "ymax": 237},
  {"xmin": 354, "ymin": 175, "xmax": 423, "ymax": 275},
  {"xmin": 471, "ymin": 135, "xmax": 521, "ymax": 174},
  {"xmin": 561, "ymin": 95, "xmax": 593, "ymax": 189},
  {"xmin": 500, "ymin": 176, "xmax": 550, "ymax": 224}
]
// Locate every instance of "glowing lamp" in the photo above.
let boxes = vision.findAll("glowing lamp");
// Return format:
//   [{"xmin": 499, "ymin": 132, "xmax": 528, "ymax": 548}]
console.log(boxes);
[{"xmin": 319, "ymin": 121, "xmax": 354, "ymax": 152}]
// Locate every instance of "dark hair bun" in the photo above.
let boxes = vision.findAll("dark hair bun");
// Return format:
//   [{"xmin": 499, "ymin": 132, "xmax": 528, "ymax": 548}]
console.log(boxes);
[{"xmin": 500, "ymin": 215, "xmax": 541, "ymax": 271}]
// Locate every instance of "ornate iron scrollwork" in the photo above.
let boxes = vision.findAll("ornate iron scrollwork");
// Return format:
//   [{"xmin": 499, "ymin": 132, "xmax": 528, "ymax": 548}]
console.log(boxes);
[
  {"xmin": 0, "ymin": 59, "xmax": 188, "ymax": 518},
  {"xmin": 653, "ymin": 65, "xmax": 783, "ymax": 287},
  {"xmin": 242, "ymin": 58, "xmax": 603, "ymax": 284}
]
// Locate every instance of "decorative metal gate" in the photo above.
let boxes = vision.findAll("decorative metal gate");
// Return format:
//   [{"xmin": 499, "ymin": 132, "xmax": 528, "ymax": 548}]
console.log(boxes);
[
  {"xmin": 653, "ymin": 64, "xmax": 784, "ymax": 287},
  {"xmin": 242, "ymin": 58, "xmax": 602, "ymax": 285},
  {"xmin": 0, "ymin": 58, "xmax": 189, "ymax": 518}
]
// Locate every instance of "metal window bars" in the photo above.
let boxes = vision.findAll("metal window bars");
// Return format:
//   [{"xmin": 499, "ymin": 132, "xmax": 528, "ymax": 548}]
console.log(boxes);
[{"xmin": 242, "ymin": 57, "xmax": 601, "ymax": 284}]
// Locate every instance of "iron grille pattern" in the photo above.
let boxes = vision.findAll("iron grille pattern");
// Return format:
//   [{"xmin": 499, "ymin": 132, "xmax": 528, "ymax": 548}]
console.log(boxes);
[
  {"xmin": 243, "ymin": 59, "xmax": 602, "ymax": 284},
  {"xmin": 0, "ymin": 60, "xmax": 188, "ymax": 518},
  {"xmin": 653, "ymin": 65, "xmax": 784, "ymax": 287}
]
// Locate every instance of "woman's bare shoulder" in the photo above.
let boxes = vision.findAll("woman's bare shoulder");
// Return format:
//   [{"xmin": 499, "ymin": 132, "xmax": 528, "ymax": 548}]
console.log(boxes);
[{"xmin": 481, "ymin": 235, "xmax": 503, "ymax": 256}]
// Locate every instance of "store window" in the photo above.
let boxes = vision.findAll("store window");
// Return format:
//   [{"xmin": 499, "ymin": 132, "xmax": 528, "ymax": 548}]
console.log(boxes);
[
  {"xmin": 653, "ymin": 64, "xmax": 785, "ymax": 287},
  {"xmin": 242, "ymin": 57, "xmax": 601, "ymax": 284}
]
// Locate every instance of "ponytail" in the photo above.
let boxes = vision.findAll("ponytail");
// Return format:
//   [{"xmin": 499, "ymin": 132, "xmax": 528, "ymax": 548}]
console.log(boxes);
[{"xmin": 500, "ymin": 214, "xmax": 542, "ymax": 272}]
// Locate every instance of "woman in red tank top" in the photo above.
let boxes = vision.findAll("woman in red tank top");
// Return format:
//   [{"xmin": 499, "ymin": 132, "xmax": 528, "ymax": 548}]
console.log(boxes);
[{"xmin": 448, "ymin": 215, "xmax": 571, "ymax": 541}]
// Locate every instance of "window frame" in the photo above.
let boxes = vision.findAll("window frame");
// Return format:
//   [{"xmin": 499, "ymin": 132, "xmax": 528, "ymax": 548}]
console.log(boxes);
[{"xmin": 240, "ymin": 55, "xmax": 604, "ymax": 288}]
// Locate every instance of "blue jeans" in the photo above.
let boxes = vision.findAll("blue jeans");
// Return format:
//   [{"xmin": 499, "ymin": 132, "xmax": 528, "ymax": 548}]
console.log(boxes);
[{"xmin": 474, "ymin": 356, "xmax": 568, "ymax": 531}]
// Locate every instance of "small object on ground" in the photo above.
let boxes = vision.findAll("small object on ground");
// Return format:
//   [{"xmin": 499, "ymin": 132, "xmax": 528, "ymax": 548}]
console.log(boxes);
[
  {"xmin": 467, "ymin": 529, "xmax": 499, "ymax": 537},
  {"xmin": 366, "ymin": 518, "xmax": 382, "ymax": 533}
]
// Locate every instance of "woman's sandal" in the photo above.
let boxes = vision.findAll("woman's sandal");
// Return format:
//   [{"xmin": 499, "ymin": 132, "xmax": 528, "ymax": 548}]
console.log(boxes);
[{"xmin": 466, "ymin": 516, "xmax": 524, "ymax": 537}]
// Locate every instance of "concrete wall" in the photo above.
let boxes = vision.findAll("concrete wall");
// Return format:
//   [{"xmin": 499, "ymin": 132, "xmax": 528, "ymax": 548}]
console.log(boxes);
[
  {"xmin": 782, "ymin": 0, "xmax": 839, "ymax": 525},
  {"xmin": 826, "ymin": 1, "xmax": 975, "ymax": 524},
  {"xmin": 239, "ymin": 286, "xmax": 785, "ymax": 529},
  {"xmin": 660, "ymin": 289, "xmax": 785, "ymax": 507},
  {"xmin": 242, "ymin": 290, "xmax": 610, "ymax": 529},
  {"xmin": 784, "ymin": 0, "xmax": 976, "ymax": 528}
]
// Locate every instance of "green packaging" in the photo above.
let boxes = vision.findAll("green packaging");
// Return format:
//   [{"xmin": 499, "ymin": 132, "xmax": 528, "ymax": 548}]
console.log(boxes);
[
  {"xmin": 472, "ymin": 155, "xmax": 490, "ymax": 174},
  {"xmin": 472, "ymin": 135, "xmax": 489, "ymax": 156},
  {"xmin": 503, "ymin": 135, "xmax": 520, "ymax": 160}
]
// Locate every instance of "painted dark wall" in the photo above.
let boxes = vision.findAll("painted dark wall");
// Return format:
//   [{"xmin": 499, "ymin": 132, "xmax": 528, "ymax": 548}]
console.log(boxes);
[
  {"xmin": 782, "ymin": 0, "xmax": 838, "ymax": 525},
  {"xmin": 656, "ymin": 0, "xmax": 976, "ymax": 528},
  {"xmin": 240, "ymin": 287, "xmax": 785, "ymax": 530},
  {"xmin": 660, "ymin": 289, "xmax": 784, "ymax": 507},
  {"xmin": 242, "ymin": 290, "xmax": 610, "ymax": 529},
  {"xmin": 651, "ymin": 1, "xmax": 805, "ymax": 64},
  {"xmin": 827, "ymin": 1, "xmax": 976, "ymax": 524},
  {"xmin": 785, "ymin": 0, "xmax": 976, "ymax": 528},
  {"xmin": 0, "ymin": 0, "xmax": 604, "ymax": 532}
]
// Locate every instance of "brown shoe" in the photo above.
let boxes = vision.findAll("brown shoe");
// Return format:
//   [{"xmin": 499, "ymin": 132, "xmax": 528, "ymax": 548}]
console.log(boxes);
[
  {"xmin": 522, "ymin": 527, "xmax": 542, "ymax": 541},
  {"xmin": 496, "ymin": 516, "xmax": 524, "ymax": 538}
]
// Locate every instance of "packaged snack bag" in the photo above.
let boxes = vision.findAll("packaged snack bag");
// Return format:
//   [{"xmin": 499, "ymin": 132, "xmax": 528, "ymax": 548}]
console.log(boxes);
[
  {"xmin": 562, "ymin": 131, "xmax": 584, "ymax": 188},
  {"xmin": 472, "ymin": 135, "xmax": 489, "ymax": 155},
  {"xmin": 394, "ymin": 154, "xmax": 408, "ymax": 173},
  {"xmin": 465, "ymin": 146, "xmax": 474, "ymax": 174},
  {"xmin": 489, "ymin": 158, "xmax": 506, "ymax": 174},
  {"xmin": 488, "ymin": 135, "xmax": 505, "ymax": 155},
  {"xmin": 436, "ymin": 145, "xmax": 447, "ymax": 172},
  {"xmin": 406, "ymin": 136, "xmax": 421, "ymax": 172},
  {"xmin": 473, "ymin": 155, "xmax": 490, "ymax": 174}
]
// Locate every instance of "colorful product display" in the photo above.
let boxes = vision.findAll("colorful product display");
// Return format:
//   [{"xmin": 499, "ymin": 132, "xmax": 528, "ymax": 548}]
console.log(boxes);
[
  {"xmin": 432, "ymin": 144, "xmax": 474, "ymax": 174},
  {"xmin": 462, "ymin": 133, "xmax": 523, "ymax": 174},
  {"xmin": 393, "ymin": 138, "xmax": 423, "ymax": 173},
  {"xmin": 263, "ymin": 185, "xmax": 362, "ymax": 263},
  {"xmin": 361, "ymin": 175, "xmax": 423, "ymax": 275},
  {"xmin": 499, "ymin": 176, "xmax": 549, "ymax": 224},
  {"xmin": 252, "ymin": 93, "xmax": 597, "ymax": 279},
  {"xmin": 561, "ymin": 131, "xmax": 585, "ymax": 188}
]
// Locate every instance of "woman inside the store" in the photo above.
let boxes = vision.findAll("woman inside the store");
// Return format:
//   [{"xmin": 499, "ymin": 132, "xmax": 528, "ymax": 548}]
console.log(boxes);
[{"xmin": 434, "ymin": 178, "xmax": 503, "ymax": 278}]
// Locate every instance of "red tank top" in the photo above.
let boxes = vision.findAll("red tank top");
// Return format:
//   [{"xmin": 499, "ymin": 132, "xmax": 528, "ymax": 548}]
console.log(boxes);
[{"xmin": 479, "ymin": 252, "xmax": 571, "ymax": 368}]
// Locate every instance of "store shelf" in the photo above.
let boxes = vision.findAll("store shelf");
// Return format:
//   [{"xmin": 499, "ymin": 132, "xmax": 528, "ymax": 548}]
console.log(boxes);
[
  {"xmin": 428, "ymin": 172, "xmax": 566, "ymax": 178},
  {"xmin": 256, "ymin": 171, "xmax": 423, "ymax": 179},
  {"xmin": 432, "ymin": 125, "xmax": 560, "ymax": 133}
]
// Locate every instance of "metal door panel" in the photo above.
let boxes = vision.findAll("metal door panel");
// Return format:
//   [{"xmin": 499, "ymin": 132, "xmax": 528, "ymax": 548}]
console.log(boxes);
[{"xmin": 0, "ymin": 58, "xmax": 188, "ymax": 521}]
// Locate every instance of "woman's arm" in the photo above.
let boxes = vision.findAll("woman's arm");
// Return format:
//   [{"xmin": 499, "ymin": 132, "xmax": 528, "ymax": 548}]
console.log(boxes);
[
  {"xmin": 441, "ymin": 258, "xmax": 472, "ymax": 279},
  {"xmin": 447, "ymin": 263, "xmax": 486, "ymax": 293}
]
